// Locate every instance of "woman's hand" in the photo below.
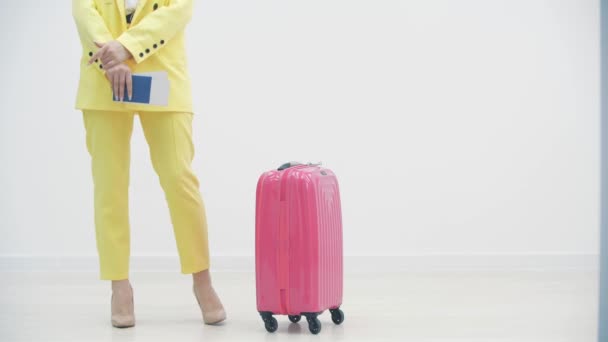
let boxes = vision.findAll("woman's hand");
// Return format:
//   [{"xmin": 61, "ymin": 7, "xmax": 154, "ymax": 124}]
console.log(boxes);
[
  {"xmin": 105, "ymin": 63, "xmax": 133, "ymax": 101},
  {"xmin": 89, "ymin": 41, "xmax": 133, "ymax": 70}
]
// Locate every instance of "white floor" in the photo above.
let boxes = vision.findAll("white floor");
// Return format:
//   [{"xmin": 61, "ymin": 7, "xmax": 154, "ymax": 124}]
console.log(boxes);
[{"xmin": 0, "ymin": 271, "xmax": 598, "ymax": 342}]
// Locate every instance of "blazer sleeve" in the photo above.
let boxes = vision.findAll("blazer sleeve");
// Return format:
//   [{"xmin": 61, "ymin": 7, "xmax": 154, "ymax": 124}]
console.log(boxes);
[
  {"xmin": 72, "ymin": 0, "xmax": 113, "ymax": 74},
  {"xmin": 116, "ymin": 0, "xmax": 193, "ymax": 64}
]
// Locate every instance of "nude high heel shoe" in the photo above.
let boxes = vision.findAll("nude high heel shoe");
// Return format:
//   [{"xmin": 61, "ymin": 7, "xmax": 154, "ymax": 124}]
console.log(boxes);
[
  {"xmin": 111, "ymin": 286, "xmax": 135, "ymax": 328},
  {"xmin": 193, "ymin": 286, "xmax": 226, "ymax": 325}
]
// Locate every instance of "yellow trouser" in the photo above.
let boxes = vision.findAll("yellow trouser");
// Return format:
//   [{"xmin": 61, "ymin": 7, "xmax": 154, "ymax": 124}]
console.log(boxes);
[{"xmin": 82, "ymin": 110, "xmax": 210, "ymax": 280}]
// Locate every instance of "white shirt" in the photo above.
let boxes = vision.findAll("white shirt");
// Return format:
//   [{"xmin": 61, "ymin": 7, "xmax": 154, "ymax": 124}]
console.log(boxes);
[{"xmin": 125, "ymin": 0, "xmax": 138, "ymax": 15}]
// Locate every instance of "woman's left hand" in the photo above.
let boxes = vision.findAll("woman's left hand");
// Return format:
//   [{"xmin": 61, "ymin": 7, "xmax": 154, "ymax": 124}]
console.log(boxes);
[
  {"xmin": 105, "ymin": 63, "xmax": 133, "ymax": 101},
  {"xmin": 89, "ymin": 41, "xmax": 133, "ymax": 70}
]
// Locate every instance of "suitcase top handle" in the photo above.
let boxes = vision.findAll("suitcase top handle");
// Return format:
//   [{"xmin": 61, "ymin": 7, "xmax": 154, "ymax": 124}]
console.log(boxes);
[{"xmin": 277, "ymin": 161, "xmax": 322, "ymax": 171}]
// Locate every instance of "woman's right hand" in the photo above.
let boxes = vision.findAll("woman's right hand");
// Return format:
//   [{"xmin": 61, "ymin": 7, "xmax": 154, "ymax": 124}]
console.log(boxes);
[{"xmin": 105, "ymin": 63, "xmax": 133, "ymax": 101}]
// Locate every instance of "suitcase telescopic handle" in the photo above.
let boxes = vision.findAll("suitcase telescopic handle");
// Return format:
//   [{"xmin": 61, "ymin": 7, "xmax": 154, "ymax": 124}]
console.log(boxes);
[
  {"xmin": 277, "ymin": 161, "xmax": 322, "ymax": 171},
  {"xmin": 277, "ymin": 162, "xmax": 302, "ymax": 171}
]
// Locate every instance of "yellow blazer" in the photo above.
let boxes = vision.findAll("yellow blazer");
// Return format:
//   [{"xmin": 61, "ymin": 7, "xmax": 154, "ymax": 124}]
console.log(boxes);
[{"xmin": 73, "ymin": 0, "xmax": 193, "ymax": 112}]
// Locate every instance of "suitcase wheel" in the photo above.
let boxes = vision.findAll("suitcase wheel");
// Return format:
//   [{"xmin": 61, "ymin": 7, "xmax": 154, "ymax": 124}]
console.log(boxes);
[
  {"xmin": 260, "ymin": 312, "xmax": 278, "ymax": 333},
  {"xmin": 305, "ymin": 314, "xmax": 322, "ymax": 334},
  {"xmin": 288, "ymin": 315, "xmax": 301, "ymax": 323},
  {"xmin": 330, "ymin": 308, "xmax": 345, "ymax": 325},
  {"xmin": 265, "ymin": 317, "xmax": 278, "ymax": 333}
]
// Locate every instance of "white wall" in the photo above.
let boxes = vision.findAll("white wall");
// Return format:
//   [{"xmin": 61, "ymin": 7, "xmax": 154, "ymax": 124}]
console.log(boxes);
[{"xmin": 0, "ymin": 1, "xmax": 600, "ymax": 266}]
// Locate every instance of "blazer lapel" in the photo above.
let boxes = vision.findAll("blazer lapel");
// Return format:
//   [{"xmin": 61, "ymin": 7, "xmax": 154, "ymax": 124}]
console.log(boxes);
[
  {"xmin": 130, "ymin": 0, "xmax": 149, "ymax": 25},
  {"xmin": 115, "ymin": 0, "xmax": 127, "ymax": 31}
]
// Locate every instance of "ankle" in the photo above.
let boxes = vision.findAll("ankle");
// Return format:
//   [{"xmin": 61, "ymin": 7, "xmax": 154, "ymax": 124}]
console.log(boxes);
[
  {"xmin": 192, "ymin": 270, "xmax": 213, "ymax": 289},
  {"xmin": 112, "ymin": 279, "xmax": 132, "ymax": 293}
]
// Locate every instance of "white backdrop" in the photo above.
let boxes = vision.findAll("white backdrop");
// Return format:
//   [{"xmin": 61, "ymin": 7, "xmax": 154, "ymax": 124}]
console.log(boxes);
[{"xmin": 0, "ymin": 0, "xmax": 600, "ymax": 269}]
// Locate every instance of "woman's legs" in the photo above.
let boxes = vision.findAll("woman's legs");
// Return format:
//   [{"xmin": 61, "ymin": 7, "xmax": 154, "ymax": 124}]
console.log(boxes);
[
  {"xmin": 83, "ymin": 110, "xmax": 134, "ymax": 280},
  {"xmin": 138, "ymin": 111, "xmax": 209, "ymax": 272},
  {"xmin": 83, "ymin": 110, "xmax": 136, "ymax": 327},
  {"xmin": 139, "ymin": 111, "xmax": 225, "ymax": 323}
]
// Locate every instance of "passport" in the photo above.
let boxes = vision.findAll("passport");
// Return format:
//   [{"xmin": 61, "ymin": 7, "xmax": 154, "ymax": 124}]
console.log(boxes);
[{"xmin": 112, "ymin": 71, "xmax": 169, "ymax": 106}]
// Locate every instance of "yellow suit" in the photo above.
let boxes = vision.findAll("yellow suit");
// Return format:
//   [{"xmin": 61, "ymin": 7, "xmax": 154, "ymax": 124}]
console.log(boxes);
[
  {"xmin": 73, "ymin": 0, "xmax": 209, "ymax": 280},
  {"xmin": 73, "ymin": 0, "xmax": 193, "ymax": 112}
]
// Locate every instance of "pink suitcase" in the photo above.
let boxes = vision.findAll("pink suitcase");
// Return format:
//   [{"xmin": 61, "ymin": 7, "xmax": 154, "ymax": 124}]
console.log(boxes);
[{"xmin": 255, "ymin": 162, "xmax": 344, "ymax": 334}]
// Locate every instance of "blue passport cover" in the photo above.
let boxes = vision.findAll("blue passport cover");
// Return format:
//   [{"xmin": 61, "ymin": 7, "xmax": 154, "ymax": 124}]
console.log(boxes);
[{"xmin": 112, "ymin": 75, "xmax": 152, "ymax": 104}]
